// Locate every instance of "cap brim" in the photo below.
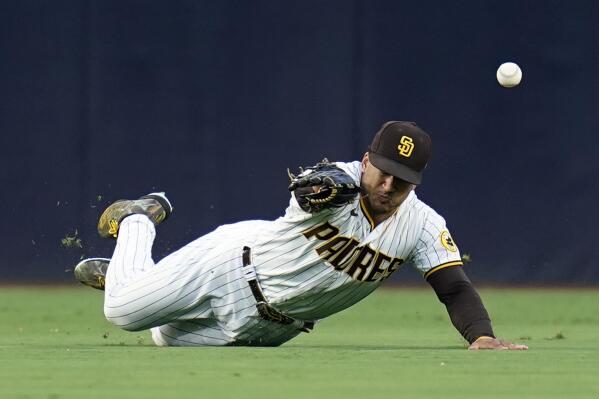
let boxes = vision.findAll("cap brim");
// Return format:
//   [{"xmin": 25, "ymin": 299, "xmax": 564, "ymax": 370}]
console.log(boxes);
[{"xmin": 368, "ymin": 152, "xmax": 423, "ymax": 185}]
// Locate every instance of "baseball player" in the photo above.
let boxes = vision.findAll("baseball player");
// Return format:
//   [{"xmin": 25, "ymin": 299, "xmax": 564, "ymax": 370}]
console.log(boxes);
[{"xmin": 75, "ymin": 121, "xmax": 527, "ymax": 350}]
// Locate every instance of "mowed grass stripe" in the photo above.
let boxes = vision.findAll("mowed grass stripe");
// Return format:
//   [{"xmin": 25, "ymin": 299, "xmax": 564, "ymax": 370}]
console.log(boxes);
[{"xmin": 0, "ymin": 286, "xmax": 598, "ymax": 399}]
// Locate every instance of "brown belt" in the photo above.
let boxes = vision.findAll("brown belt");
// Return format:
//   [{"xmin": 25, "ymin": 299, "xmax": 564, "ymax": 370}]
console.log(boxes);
[{"xmin": 242, "ymin": 246, "xmax": 314, "ymax": 333}]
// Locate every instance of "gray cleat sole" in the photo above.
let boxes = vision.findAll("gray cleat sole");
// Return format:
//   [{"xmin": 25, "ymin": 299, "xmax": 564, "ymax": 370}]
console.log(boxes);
[
  {"xmin": 74, "ymin": 257, "xmax": 110, "ymax": 290},
  {"xmin": 97, "ymin": 192, "xmax": 173, "ymax": 239}
]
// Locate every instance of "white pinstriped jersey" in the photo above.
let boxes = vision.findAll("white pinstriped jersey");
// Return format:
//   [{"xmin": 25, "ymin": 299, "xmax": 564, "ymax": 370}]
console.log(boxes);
[{"xmin": 245, "ymin": 161, "xmax": 463, "ymax": 320}]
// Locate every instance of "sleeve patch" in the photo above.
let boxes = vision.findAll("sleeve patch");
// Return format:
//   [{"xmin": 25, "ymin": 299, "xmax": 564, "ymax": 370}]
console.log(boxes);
[{"xmin": 440, "ymin": 230, "xmax": 458, "ymax": 252}]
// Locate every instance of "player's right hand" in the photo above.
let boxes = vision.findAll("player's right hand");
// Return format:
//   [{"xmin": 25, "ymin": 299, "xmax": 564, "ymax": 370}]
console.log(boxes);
[{"xmin": 468, "ymin": 336, "xmax": 528, "ymax": 350}]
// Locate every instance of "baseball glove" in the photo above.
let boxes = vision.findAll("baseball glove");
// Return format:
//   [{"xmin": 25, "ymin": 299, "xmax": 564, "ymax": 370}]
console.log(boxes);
[{"xmin": 288, "ymin": 159, "xmax": 361, "ymax": 213}]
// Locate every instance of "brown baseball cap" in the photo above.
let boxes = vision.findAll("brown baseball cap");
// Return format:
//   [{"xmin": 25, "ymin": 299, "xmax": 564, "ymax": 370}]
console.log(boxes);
[{"xmin": 368, "ymin": 121, "xmax": 432, "ymax": 185}]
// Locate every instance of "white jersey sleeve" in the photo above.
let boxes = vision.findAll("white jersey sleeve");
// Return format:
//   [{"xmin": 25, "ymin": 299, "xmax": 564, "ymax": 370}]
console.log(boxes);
[
  {"xmin": 333, "ymin": 160, "xmax": 362, "ymax": 184},
  {"xmin": 409, "ymin": 210, "xmax": 463, "ymax": 279}
]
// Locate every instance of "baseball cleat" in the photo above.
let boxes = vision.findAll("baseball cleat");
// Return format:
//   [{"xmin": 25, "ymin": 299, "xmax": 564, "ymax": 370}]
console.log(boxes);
[
  {"xmin": 74, "ymin": 257, "xmax": 109, "ymax": 290},
  {"xmin": 97, "ymin": 192, "xmax": 173, "ymax": 239}
]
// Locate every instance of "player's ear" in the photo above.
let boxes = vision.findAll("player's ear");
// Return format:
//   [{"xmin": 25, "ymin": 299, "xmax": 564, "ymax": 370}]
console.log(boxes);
[{"xmin": 361, "ymin": 153, "xmax": 369, "ymax": 170}]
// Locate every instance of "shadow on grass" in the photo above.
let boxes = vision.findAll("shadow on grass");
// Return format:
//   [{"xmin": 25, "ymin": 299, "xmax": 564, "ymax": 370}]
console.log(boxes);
[
  {"xmin": 283, "ymin": 344, "xmax": 465, "ymax": 350},
  {"xmin": 69, "ymin": 343, "xmax": 466, "ymax": 350}
]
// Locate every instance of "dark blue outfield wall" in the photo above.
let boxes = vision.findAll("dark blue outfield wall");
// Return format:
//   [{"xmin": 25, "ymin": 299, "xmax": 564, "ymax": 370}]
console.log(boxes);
[{"xmin": 1, "ymin": 1, "xmax": 598, "ymax": 284}]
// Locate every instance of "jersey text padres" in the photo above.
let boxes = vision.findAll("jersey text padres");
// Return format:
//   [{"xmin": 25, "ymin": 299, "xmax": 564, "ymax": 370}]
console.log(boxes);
[{"xmin": 302, "ymin": 221, "xmax": 404, "ymax": 282}]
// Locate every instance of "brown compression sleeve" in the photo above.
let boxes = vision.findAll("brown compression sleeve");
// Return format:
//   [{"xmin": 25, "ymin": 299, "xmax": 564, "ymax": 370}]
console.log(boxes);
[{"xmin": 426, "ymin": 266, "xmax": 495, "ymax": 344}]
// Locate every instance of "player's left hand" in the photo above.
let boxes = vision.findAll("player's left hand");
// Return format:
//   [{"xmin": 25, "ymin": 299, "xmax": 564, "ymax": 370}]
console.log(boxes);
[
  {"xmin": 287, "ymin": 159, "xmax": 361, "ymax": 213},
  {"xmin": 468, "ymin": 336, "xmax": 528, "ymax": 350}
]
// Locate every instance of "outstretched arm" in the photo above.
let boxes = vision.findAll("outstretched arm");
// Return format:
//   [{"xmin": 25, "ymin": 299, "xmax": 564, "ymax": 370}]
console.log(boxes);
[{"xmin": 426, "ymin": 266, "xmax": 528, "ymax": 350}]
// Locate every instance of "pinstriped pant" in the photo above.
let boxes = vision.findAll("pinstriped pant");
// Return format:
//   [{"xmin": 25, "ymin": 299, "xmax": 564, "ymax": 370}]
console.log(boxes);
[{"xmin": 103, "ymin": 215, "xmax": 301, "ymax": 346}]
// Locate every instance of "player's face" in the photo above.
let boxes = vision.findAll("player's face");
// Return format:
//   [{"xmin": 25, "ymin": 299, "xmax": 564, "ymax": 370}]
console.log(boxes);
[{"xmin": 360, "ymin": 153, "xmax": 415, "ymax": 217}]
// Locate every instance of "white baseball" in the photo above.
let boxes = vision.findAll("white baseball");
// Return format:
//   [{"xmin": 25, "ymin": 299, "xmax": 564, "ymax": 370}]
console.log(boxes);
[{"xmin": 496, "ymin": 62, "xmax": 522, "ymax": 88}]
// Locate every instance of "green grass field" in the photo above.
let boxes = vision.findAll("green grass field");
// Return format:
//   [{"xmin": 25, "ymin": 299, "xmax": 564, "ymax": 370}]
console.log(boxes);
[{"xmin": 1, "ymin": 287, "xmax": 598, "ymax": 399}]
